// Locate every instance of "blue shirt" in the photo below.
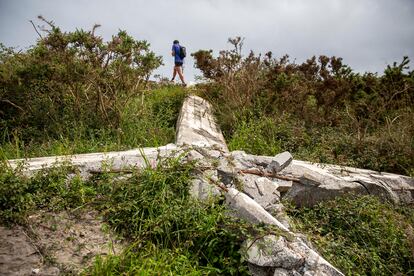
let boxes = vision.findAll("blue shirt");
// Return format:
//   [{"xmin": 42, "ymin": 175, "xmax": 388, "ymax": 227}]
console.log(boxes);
[{"xmin": 172, "ymin": 43, "xmax": 183, "ymax": 63}]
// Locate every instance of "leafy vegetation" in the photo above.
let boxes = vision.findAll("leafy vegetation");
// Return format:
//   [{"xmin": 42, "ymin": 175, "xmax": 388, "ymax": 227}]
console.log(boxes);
[
  {"xmin": 193, "ymin": 37, "xmax": 414, "ymax": 175},
  {"xmin": 0, "ymin": 155, "xmax": 272, "ymax": 274},
  {"xmin": 86, "ymin": 156, "xmax": 254, "ymax": 275},
  {"xmin": 0, "ymin": 85, "xmax": 186, "ymax": 159},
  {"xmin": 0, "ymin": 17, "xmax": 188, "ymax": 159},
  {"xmin": 1, "ymin": 19, "xmax": 413, "ymax": 275},
  {"xmin": 0, "ymin": 162, "xmax": 92, "ymax": 224},
  {"xmin": 286, "ymin": 195, "xmax": 414, "ymax": 275}
]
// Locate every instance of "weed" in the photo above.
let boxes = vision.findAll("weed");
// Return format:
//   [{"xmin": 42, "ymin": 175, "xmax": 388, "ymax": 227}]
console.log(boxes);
[
  {"xmin": 286, "ymin": 195, "xmax": 414, "ymax": 275},
  {"xmin": 1, "ymin": 156, "xmax": 267, "ymax": 274},
  {"xmin": 0, "ymin": 86, "xmax": 187, "ymax": 159}
]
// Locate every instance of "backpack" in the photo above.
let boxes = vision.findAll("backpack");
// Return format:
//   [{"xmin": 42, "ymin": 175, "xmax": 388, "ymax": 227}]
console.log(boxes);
[{"xmin": 179, "ymin": 46, "xmax": 186, "ymax": 59}]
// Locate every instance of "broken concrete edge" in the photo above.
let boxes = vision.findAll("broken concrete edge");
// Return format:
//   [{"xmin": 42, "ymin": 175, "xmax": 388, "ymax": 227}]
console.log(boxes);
[
  {"xmin": 291, "ymin": 159, "xmax": 411, "ymax": 181},
  {"xmin": 244, "ymin": 235, "xmax": 344, "ymax": 276},
  {"xmin": 223, "ymin": 188, "xmax": 344, "ymax": 275},
  {"xmin": 5, "ymin": 143, "xmax": 178, "ymax": 174},
  {"xmin": 224, "ymin": 149, "xmax": 413, "ymax": 206},
  {"xmin": 225, "ymin": 187, "xmax": 290, "ymax": 232},
  {"xmin": 286, "ymin": 159, "xmax": 414, "ymax": 205},
  {"xmin": 176, "ymin": 95, "xmax": 228, "ymax": 152}
]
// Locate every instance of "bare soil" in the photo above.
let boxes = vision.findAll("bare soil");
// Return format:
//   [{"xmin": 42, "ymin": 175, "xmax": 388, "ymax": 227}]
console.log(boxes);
[{"xmin": 0, "ymin": 210, "xmax": 124, "ymax": 275}]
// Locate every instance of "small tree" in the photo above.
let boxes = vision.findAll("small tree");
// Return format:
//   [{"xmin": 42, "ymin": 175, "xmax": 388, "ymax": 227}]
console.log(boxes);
[{"xmin": 0, "ymin": 17, "xmax": 162, "ymax": 140}]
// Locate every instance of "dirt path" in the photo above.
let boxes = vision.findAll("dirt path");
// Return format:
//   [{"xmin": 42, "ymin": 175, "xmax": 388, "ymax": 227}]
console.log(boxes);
[{"xmin": 0, "ymin": 210, "xmax": 124, "ymax": 275}]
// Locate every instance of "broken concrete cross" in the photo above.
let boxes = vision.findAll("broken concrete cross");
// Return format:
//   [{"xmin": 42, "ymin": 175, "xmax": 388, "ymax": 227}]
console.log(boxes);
[{"xmin": 6, "ymin": 94, "xmax": 414, "ymax": 276}]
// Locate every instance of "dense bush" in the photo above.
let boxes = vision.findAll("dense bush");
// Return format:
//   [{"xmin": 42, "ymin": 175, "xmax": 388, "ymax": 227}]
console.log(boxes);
[
  {"xmin": 0, "ymin": 17, "xmax": 162, "ymax": 143},
  {"xmin": 0, "ymin": 156, "xmax": 266, "ymax": 274},
  {"xmin": 0, "ymin": 85, "xmax": 187, "ymax": 159},
  {"xmin": 287, "ymin": 196, "xmax": 414, "ymax": 275},
  {"xmin": 0, "ymin": 162, "xmax": 94, "ymax": 224},
  {"xmin": 90, "ymin": 155, "xmax": 252, "ymax": 275},
  {"xmin": 193, "ymin": 37, "xmax": 414, "ymax": 175}
]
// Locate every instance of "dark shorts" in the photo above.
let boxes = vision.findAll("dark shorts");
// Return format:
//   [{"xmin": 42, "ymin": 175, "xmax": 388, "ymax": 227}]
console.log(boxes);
[{"xmin": 175, "ymin": 61, "xmax": 183, "ymax": 67}]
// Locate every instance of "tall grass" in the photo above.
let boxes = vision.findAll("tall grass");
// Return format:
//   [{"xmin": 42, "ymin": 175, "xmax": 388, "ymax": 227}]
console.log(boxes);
[
  {"xmin": 286, "ymin": 196, "xmax": 414, "ymax": 275},
  {"xmin": 0, "ymin": 86, "xmax": 187, "ymax": 159},
  {"xmin": 0, "ymin": 154, "xmax": 260, "ymax": 275}
]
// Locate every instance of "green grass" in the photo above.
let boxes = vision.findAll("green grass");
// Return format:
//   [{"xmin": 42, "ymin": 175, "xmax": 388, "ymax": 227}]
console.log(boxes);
[
  {"xmin": 286, "ymin": 195, "xmax": 414, "ymax": 275},
  {"xmin": 0, "ymin": 86, "xmax": 187, "ymax": 159},
  {"xmin": 88, "ymin": 246, "xmax": 212, "ymax": 275},
  {"xmin": 224, "ymin": 112, "xmax": 413, "ymax": 176},
  {"xmin": 0, "ymin": 154, "xmax": 260, "ymax": 275},
  {"xmin": 0, "ymin": 162, "xmax": 97, "ymax": 224}
]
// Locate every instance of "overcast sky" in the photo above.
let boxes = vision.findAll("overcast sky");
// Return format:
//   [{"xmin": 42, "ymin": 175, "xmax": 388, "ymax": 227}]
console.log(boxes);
[{"xmin": 1, "ymin": 0, "xmax": 413, "ymax": 82}]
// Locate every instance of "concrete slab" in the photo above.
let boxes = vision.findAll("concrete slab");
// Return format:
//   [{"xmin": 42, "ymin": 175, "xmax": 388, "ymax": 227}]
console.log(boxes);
[
  {"xmin": 176, "ymin": 95, "xmax": 228, "ymax": 151},
  {"xmin": 6, "ymin": 144, "xmax": 177, "ymax": 174}
]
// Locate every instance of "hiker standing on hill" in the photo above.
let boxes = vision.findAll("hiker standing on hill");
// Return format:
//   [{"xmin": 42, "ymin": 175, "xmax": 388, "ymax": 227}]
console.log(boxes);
[{"xmin": 171, "ymin": 40, "xmax": 187, "ymax": 86}]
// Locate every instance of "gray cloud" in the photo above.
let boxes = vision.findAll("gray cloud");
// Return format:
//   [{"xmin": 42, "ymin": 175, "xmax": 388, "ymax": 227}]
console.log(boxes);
[{"xmin": 1, "ymin": 0, "xmax": 413, "ymax": 82}]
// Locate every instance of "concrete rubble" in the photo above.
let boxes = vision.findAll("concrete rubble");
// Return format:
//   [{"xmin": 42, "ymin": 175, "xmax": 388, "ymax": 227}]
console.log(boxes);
[{"xmin": 6, "ymin": 95, "xmax": 414, "ymax": 276}]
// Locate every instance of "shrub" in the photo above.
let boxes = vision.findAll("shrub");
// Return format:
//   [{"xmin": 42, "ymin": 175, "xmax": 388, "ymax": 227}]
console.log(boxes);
[
  {"xmin": 0, "ymin": 86, "xmax": 187, "ymax": 159},
  {"xmin": 0, "ymin": 17, "xmax": 162, "ymax": 142},
  {"xmin": 1, "ymin": 156, "xmax": 262, "ymax": 274},
  {"xmin": 287, "ymin": 195, "xmax": 414, "ymax": 275},
  {"xmin": 0, "ymin": 162, "xmax": 95, "ymax": 224},
  {"xmin": 192, "ymin": 38, "xmax": 414, "ymax": 175}
]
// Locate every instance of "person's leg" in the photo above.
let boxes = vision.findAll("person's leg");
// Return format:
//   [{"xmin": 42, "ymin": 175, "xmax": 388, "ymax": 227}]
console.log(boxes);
[
  {"xmin": 171, "ymin": 66, "xmax": 177, "ymax": 81},
  {"xmin": 176, "ymin": 66, "xmax": 186, "ymax": 85}
]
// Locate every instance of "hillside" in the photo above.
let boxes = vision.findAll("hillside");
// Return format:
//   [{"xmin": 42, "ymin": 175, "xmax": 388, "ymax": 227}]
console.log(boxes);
[{"xmin": 1, "ymin": 26, "xmax": 413, "ymax": 275}]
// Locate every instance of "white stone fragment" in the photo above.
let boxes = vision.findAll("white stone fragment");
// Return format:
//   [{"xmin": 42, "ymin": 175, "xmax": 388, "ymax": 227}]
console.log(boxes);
[
  {"xmin": 266, "ymin": 151, "xmax": 293, "ymax": 173},
  {"xmin": 246, "ymin": 235, "xmax": 304, "ymax": 269},
  {"xmin": 225, "ymin": 188, "xmax": 290, "ymax": 232}
]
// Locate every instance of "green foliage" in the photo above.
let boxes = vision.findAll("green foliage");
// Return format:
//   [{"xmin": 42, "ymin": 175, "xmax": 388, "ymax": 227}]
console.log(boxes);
[
  {"xmin": 0, "ymin": 86, "xmax": 187, "ymax": 159},
  {"xmin": 91, "ymin": 155, "xmax": 250, "ymax": 274},
  {"xmin": 88, "ymin": 247, "xmax": 210, "ymax": 275},
  {"xmin": 193, "ymin": 38, "xmax": 414, "ymax": 175},
  {"xmin": 0, "ymin": 17, "xmax": 162, "ymax": 144},
  {"xmin": 0, "ymin": 156, "xmax": 256, "ymax": 274},
  {"xmin": 286, "ymin": 196, "xmax": 414, "ymax": 275},
  {"xmin": 0, "ymin": 162, "xmax": 95, "ymax": 224},
  {"xmin": 0, "ymin": 162, "xmax": 34, "ymax": 223},
  {"xmin": 227, "ymin": 114, "xmax": 311, "ymax": 156}
]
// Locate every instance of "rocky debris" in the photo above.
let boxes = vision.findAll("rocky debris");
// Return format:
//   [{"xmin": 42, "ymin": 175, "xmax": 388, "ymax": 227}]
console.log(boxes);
[
  {"xmin": 290, "ymin": 240, "xmax": 344, "ymax": 276},
  {"xmin": 243, "ymin": 235, "xmax": 343, "ymax": 276},
  {"xmin": 239, "ymin": 175, "xmax": 280, "ymax": 208},
  {"xmin": 182, "ymin": 145, "xmax": 349, "ymax": 275},
  {"xmin": 272, "ymin": 178, "xmax": 293, "ymax": 193},
  {"xmin": 273, "ymin": 268, "xmax": 295, "ymax": 276},
  {"xmin": 245, "ymin": 235, "xmax": 304, "ymax": 269},
  {"xmin": 190, "ymin": 176, "xmax": 221, "ymax": 201},
  {"xmin": 284, "ymin": 171, "xmax": 368, "ymax": 207},
  {"xmin": 229, "ymin": 151, "xmax": 274, "ymax": 170},
  {"xmin": 266, "ymin": 152, "xmax": 293, "ymax": 174},
  {"xmin": 265, "ymin": 203, "xmax": 291, "ymax": 229},
  {"xmin": 183, "ymin": 146, "xmax": 345, "ymax": 275},
  {"xmin": 225, "ymin": 188, "xmax": 290, "ymax": 232}
]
